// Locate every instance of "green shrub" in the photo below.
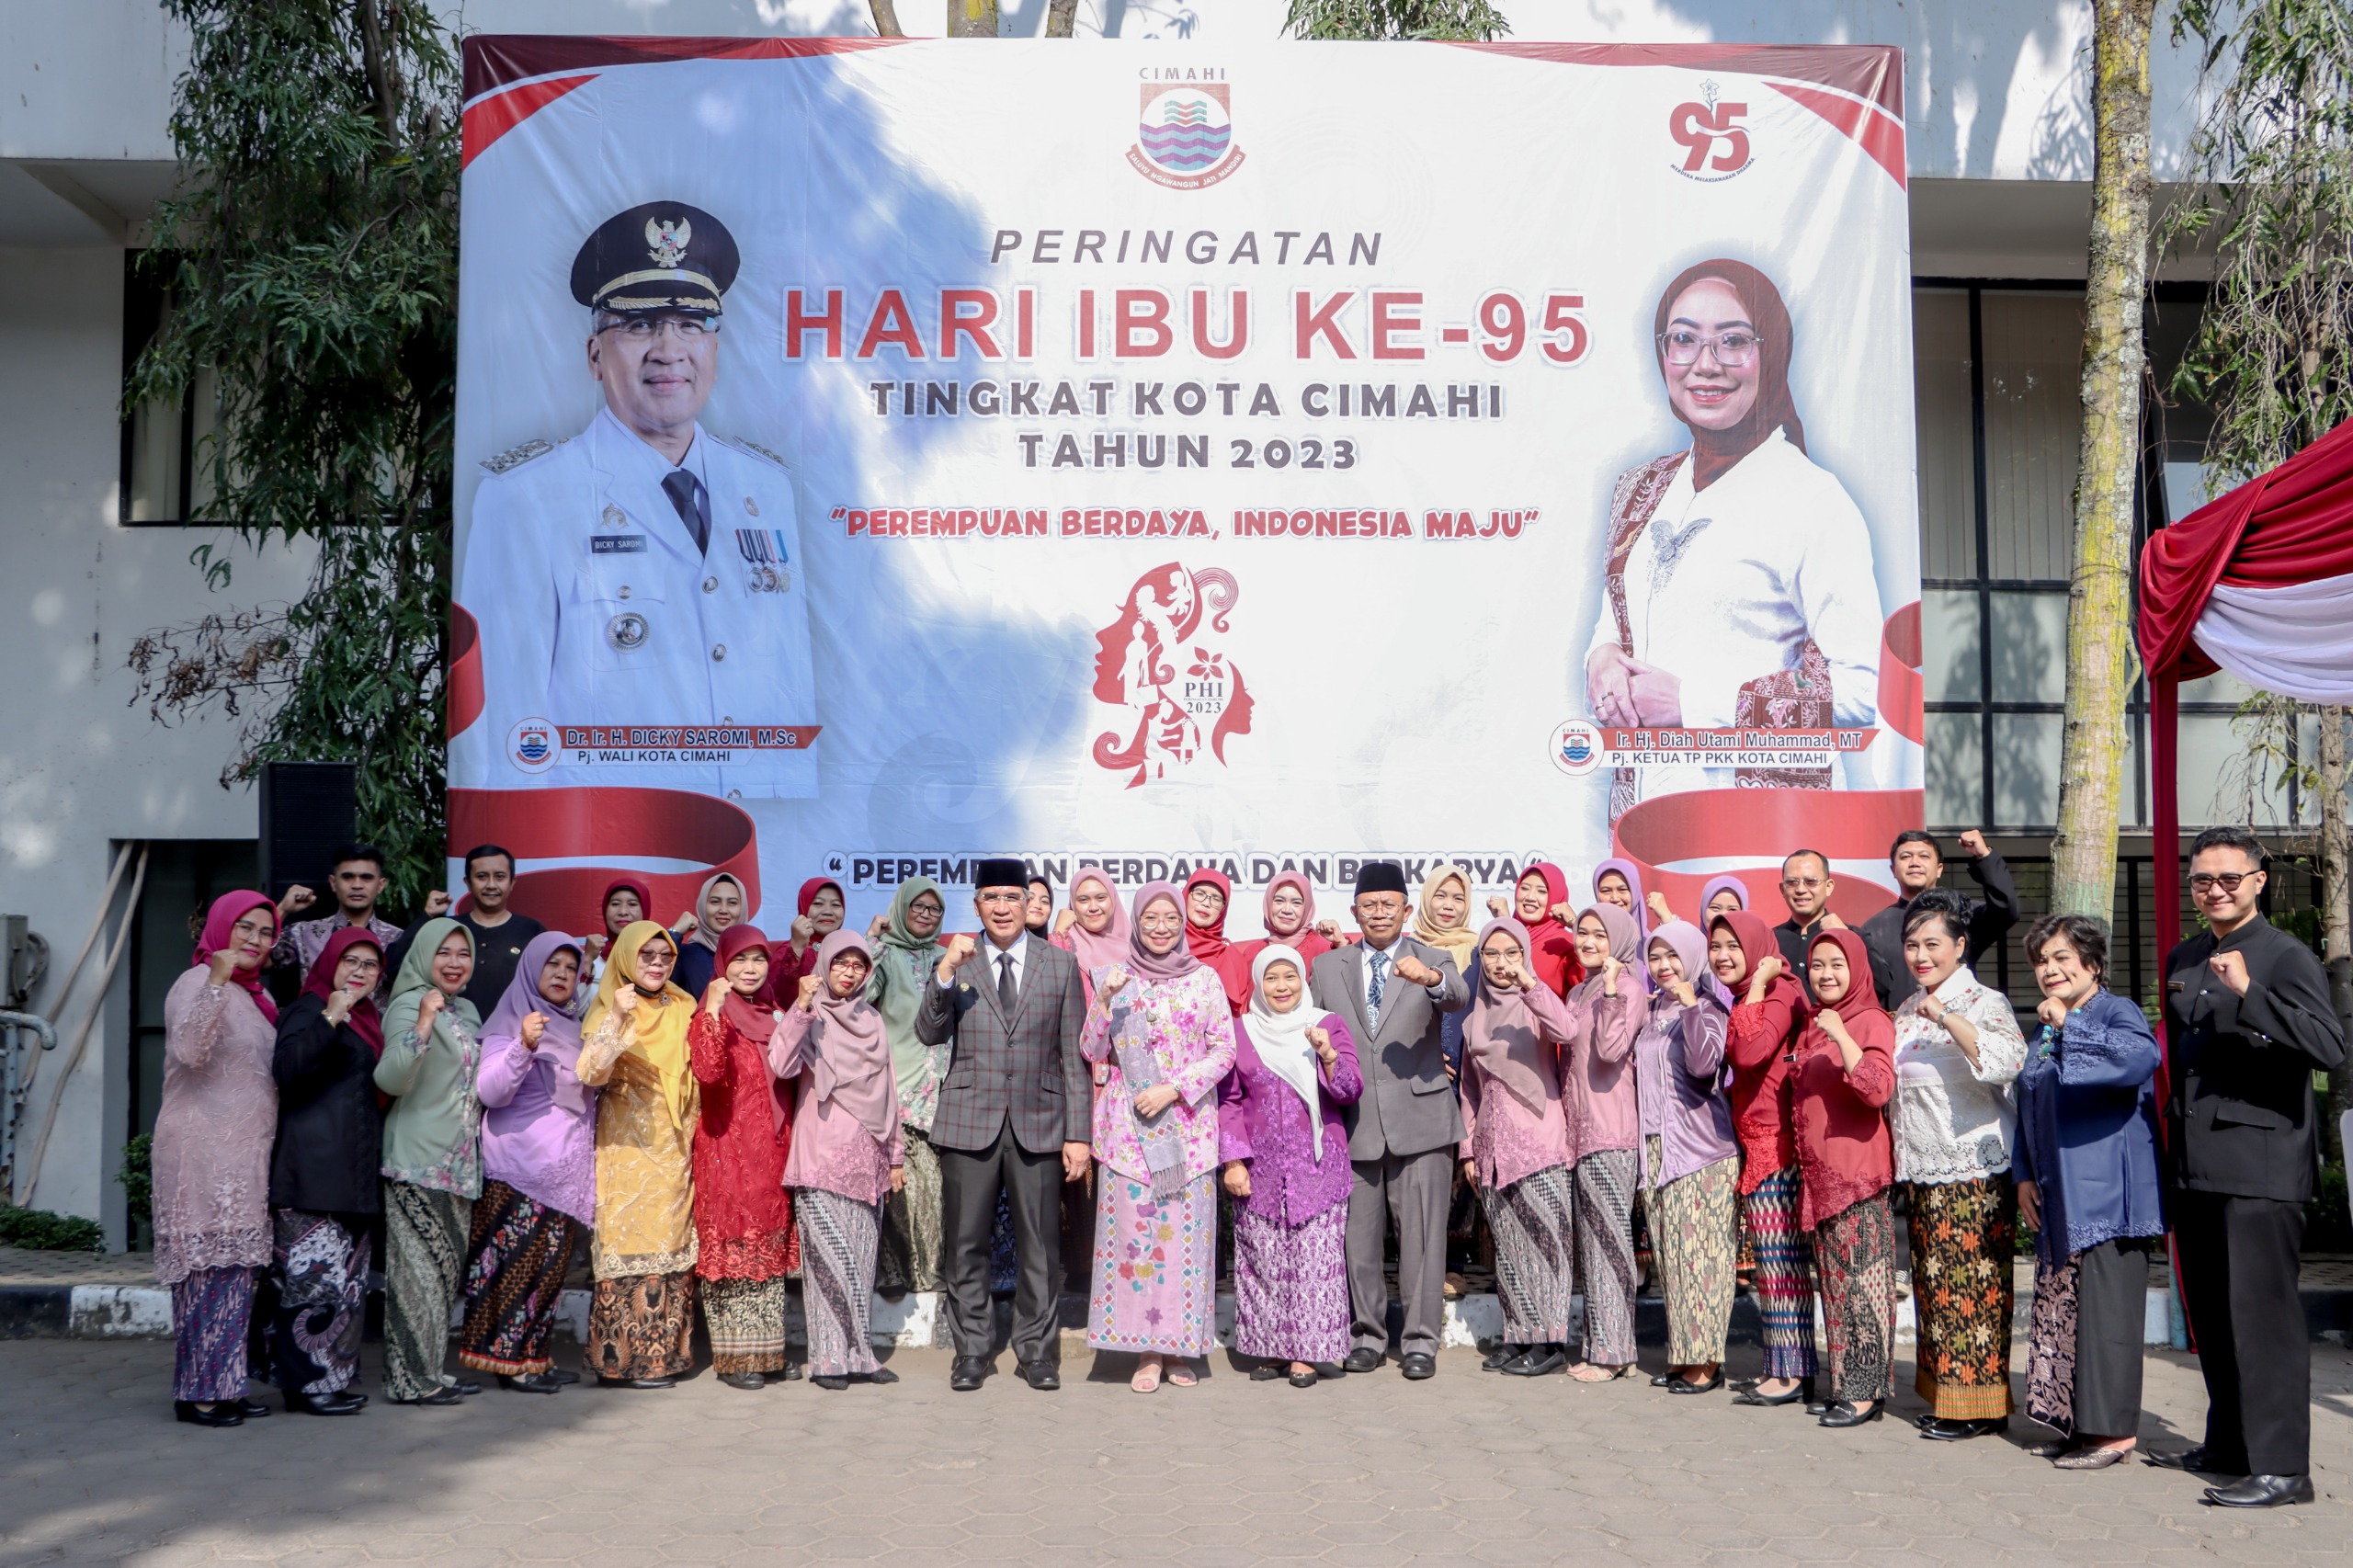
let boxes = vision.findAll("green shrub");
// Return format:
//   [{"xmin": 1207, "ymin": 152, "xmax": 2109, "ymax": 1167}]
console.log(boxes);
[
  {"xmin": 2309, "ymin": 1162, "xmax": 2352, "ymax": 1253},
  {"xmin": 116, "ymin": 1133, "xmax": 153, "ymax": 1241},
  {"xmin": 0, "ymin": 1201, "xmax": 104, "ymax": 1253}
]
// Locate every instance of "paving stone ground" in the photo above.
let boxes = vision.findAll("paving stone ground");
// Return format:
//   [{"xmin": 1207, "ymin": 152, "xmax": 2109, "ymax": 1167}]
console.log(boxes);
[{"xmin": 5, "ymin": 1335, "xmax": 2350, "ymax": 1567}]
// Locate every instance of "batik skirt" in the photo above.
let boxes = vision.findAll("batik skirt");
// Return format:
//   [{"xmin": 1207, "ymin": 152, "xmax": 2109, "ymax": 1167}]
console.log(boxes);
[
  {"xmin": 1813, "ymin": 1191, "xmax": 1897, "ymax": 1405},
  {"xmin": 879, "ymin": 1127, "xmax": 943, "ymax": 1294},
  {"xmin": 702, "ymin": 1276, "xmax": 790, "ymax": 1375},
  {"xmin": 1089, "ymin": 1168, "xmax": 1217, "ymax": 1357},
  {"xmin": 1740, "ymin": 1167, "xmax": 1818, "ymax": 1381},
  {"xmin": 1904, "ymin": 1175, "xmax": 2018, "ymax": 1419},
  {"xmin": 383, "ymin": 1182, "xmax": 473, "ymax": 1403},
  {"xmin": 269, "ymin": 1210, "xmax": 369, "ymax": 1395},
  {"xmin": 586, "ymin": 1270, "xmax": 698, "ymax": 1381},
  {"xmin": 799, "ymin": 1187, "xmax": 885, "ymax": 1378},
  {"xmin": 1482, "ymin": 1164, "xmax": 1575, "ymax": 1345},
  {"xmin": 170, "ymin": 1266, "xmax": 256, "ymax": 1403},
  {"xmin": 1232, "ymin": 1203, "xmax": 1350, "ymax": 1365},
  {"xmin": 2027, "ymin": 1239, "xmax": 2152, "ymax": 1439},
  {"xmin": 1572, "ymin": 1150, "xmax": 1638, "ymax": 1366},
  {"xmin": 457, "ymin": 1180, "xmax": 583, "ymax": 1378},
  {"xmin": 1644, "ymin": 1143, "xmax": 1738, "ymax": 1365}
]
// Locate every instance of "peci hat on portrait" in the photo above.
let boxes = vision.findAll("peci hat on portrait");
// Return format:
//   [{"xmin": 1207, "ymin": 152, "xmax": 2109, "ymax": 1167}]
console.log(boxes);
[
  {"xmin": 571, "ymin": 200, "xmax": 740, "ymax": 317},
  {"xmin": 973, "ymin": 857, "xmax": 1029, "ymax": 892},
  {"xmin": 1354, "ymin": 860, "xmax": 1409, "ymax": 898}
]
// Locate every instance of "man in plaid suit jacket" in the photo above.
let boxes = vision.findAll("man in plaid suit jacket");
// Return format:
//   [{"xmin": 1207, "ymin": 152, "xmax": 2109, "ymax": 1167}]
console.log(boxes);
[{"xmin": 916, "ymin": 857, "xmax": 1092, "ymax": 1392}]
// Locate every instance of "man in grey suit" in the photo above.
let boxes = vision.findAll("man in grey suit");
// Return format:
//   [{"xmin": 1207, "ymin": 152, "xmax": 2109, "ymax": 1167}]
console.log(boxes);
[
  {"xmin": 1310, "ymin": 860, "xmax": 1470, "ymax": 1380},
  {"xmin": 916, "ymin": 857, "xmax": 1093, "ymax": 1392}
]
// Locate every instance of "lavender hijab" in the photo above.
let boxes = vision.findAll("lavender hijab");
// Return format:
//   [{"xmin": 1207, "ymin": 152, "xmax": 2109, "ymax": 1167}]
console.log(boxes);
[
  {"xmin": 804, "ymin": 930, "xmax": 897, "ymax": 1142},
  {"xmin": 1647, "ymin": 919, "xmax": 1733, "ymax": 1012},
  {"xmin": 480, "ymin": 931, "xmax": 589, "ymax": 1111},
  {"xmin": 1462, "ymin": 918, "xmax": 1554, "ymax": 1114},
  {"xmin": 1582, "ymin": 901, "xmax": 1652, "ymax": 995},
  {"xmin": 1592, "ymin": 858, "xmax": 1652, "ymax": 934}
]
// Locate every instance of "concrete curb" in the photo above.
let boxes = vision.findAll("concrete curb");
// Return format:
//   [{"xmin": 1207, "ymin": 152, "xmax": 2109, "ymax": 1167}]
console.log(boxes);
[{"xmin": 1, "ymin": 1280, "xmax": 2233, "ymax": 1349}]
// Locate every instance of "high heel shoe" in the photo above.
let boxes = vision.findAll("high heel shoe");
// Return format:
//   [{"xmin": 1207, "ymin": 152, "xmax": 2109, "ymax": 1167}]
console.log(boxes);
[
  {"xmin": 1817, "ymin": 1399, "xmax": 1884, "ymax": 1428},
  {"xmin": 173, "ymin": 1401, "xmax": 243, "ymax": 1428}
]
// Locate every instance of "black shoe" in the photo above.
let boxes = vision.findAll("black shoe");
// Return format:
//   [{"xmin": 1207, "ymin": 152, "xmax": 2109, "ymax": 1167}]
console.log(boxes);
[
  {"xmin": 596, "ymin": 1376, "xmax": 675, "ymax": 1391},
  {"xmin": 391, "ymin": 1385, "xmax": 464, "ymax": 1406},
  {"xmin": 1648, "ymin": 1372, "xmax": 1676, "ymax": 1388},
  {"xmin": 1501, "ymin": 1346, "xmax": 1568, "ymax": 1378},
  {"xmin": 1399, "ymin": 1352, "xmax": 1437, "ymax": 1381},
  {"xmin": 718, "ymin": 1371, "xmax": 765, "ymax": 1391},
  {"xmin": 1913, "ymin": 1412, "xmax": 1938, "ymax": 1430},
  {"xmin": 1727, "ymin": 1376, "xmax": 1760, "ymax": 1393},
  {"xmin": 773, "ymin": 1363, "xmax": 802, "ymax": 1381},
  {"xmin": 1483, "ymin": 1342, "xmax": 1528, "ymax": 1371},
  {"xmin": 1251, "ymin": 1362, "xmax": 1287, "ymax": 1381},
  {"xmin": 174, "ymin": 1401, "xmax": 244, "ymax": 1428},
  {"xmin": 550, "ymin": 1369, "xmax": 581, "ymax": 1385},
  {"xmin": 285, "ymin": 1389, "xmax": 367, "ymax": 1416},
  {"xmin": 864, "ymin": 1367, "xmax": 900, "ymax": 1386},
  {"xmin": 1817, "ymin": 1400, "xmax": 1884, "ymax": 1428},
  {"xmin": 1732, "ymin": 1381, "xmax": 1808, "ymax": 1408},
  {"xmin": 1919, "ymin": 1417, "xmax": 2007, "ymax": 1442},
  {"xmin": 1016, "ymin": 1361, "xmax": 1060, "ymax": 1392},
  {"xmin": 949, "ymin": 1356, "xmax": 990, "ymax": 1392},
  {"xmin": 1342, "ymin": 1347, "xmax": 1385, "ymax": 1375},
  {"xmin": 498, "ymin": 1372, "xmax": 562, "ymax": 1394},
  {"xmin": 449, "ymin": 1380, "xmax": 483, "ymax": 1397},
  {"xmin": 2143, "ymin": 1445, "xmax": 2225, "ymax": 1472},
  {"xmin": 2203, "ymin": 1474, "xmax": 2313, "ymax": 1508},
  {"xmin": 878, "ymin": 1285, "xmax": 909, "ymax": 1302},
  {"xmin": 1667, "ymin": 1369, "xmax": 1724, "ymax": 1395},
  {"xmin": 812, "ymin": 1374, "xmax": 851, "ymax": 1391},
  {"xmin": 235, "ymin": 1398, "xmax": 273, "ymax": 1419},
  {"xmin": 1288, "ymin": 1369, "xmax": 1319, "ymax": 1389}
]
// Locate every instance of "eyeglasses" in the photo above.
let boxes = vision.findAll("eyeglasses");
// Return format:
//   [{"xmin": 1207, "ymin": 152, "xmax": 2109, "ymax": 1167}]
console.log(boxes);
[
  {"xmin": 977, "ymin": 892, "xmax": 1025, "ymax": 908},
  {"xmin": 600, "ymin": 314, "xmax": 718, "ymax": 341},
  {"xmin": 2189, "ymin": 871, "xmax": 2256, "ymax": 893},
  {"xmin": 1779, "ymin": 876, "xmax": 1824, "ymax": 891},
  {"xmin": 1659, "ymin": 328, "xmax": 1762, "ymax": 368}
]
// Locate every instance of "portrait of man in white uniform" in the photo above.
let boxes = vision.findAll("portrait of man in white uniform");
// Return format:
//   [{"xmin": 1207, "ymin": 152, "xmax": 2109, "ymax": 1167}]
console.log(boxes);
[{"xmin": 459, "ymin": 199, "xmax": 816, "ymax": 801}]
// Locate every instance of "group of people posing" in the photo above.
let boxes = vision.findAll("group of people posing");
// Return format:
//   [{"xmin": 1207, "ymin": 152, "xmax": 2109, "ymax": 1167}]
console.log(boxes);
[{"xmin": 144, "ymin": 827, "xmax": 2341, "ymax": 1509}]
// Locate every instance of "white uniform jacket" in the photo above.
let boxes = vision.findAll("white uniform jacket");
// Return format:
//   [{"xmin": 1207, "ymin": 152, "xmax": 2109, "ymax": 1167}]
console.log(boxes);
[{"xmin": 458, "ymin": 408, "xmax": 816, "ymax": 799}]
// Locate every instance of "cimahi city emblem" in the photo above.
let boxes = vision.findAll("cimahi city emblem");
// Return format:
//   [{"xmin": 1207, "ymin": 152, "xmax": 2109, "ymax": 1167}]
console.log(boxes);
[
  {"xmin": 1128, "ymin": 82, "xmax": 1245, "ymax": 191},
  {"xmin": 1090, "ymin": 562, "xmax": 1254, "ymax": 788}
]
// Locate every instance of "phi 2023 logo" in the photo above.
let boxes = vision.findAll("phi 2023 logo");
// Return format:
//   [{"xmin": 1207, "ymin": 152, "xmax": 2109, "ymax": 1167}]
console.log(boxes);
[{"xmin": 1670, "ymin": 80, "xmax": 1752, "ymax": 181}]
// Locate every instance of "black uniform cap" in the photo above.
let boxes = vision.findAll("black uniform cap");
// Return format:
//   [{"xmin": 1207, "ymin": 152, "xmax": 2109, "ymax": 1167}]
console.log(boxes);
[{"xmin": 571, "ymin": 200, "xmax": 739, "ymax": 317}]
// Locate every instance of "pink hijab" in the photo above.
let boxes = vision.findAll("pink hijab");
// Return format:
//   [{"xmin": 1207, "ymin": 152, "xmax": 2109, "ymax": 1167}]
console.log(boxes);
[
  {"xmin": 1462, "ymin": 918, "xmax": 1552, "ymax": 1113},
  {"xmin": 803, "ymin": 931, "xmax": 897, "ymax": 1142},
  {"xmin": 194, "ymin": 890, "xmax": 278, "ymax": 1025},
  {"xmin": 1062, "ymin": 867, "xmax": 1131, "ymax": 980}
]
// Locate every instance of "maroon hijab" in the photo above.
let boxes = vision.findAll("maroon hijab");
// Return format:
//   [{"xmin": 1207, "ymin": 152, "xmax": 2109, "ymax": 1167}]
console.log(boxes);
[
  {"xmin": 1653, "ymin": 257, "xmax": 1806, "ymax": 490},
  {"xmin": 300, "ymin": 924, "xmax": 384, "ymax": 1058}
]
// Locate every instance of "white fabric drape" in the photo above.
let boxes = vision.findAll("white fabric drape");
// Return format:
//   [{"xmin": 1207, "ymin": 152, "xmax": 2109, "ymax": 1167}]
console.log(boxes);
[{"xmin": 2196, "ymin": 574, "xmax": 2353, "ymax": 703}]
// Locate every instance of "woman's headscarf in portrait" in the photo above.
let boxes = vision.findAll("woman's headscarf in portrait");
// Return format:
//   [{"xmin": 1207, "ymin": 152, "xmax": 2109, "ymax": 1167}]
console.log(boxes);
[
  {"xmin": 1518, "ymin": 860, "xmax": 1582, "ymax": 997},
  {"xmin": 1181, "ymin": 868, "xmax": 1250, "ymax": 1010},
  {"xmin": 714, "ymin": 924, "xmax": 781, "ymax": 1044},
  {"xmin": 864, "ymin": 876, "xmax": 945, "ymax": 1098},
  {"xmin": 1246, "ymin": 943, "xmax": 1328, "ymax": 1160},
  {"xmin": 300, "ymin": 925, "xmax": 385, "ymax": 1059},
  {"xmin": 1592, "ymin": 858, "xmax": 1653, "ymax": 935},
  {"xmin": 193, "ymin": 890, "xmax": 280, "ymax": 1025},
  {"xmin": 388, "ymin": 916, "xmax": 483, "ymax": 1057},
  {"xmin": 583, "ymin": 920, "xmax": 695, "ymax": 1128},
  {"xmin": 1699, "ymin": 874, "xmax": 1751, "ymax": 920},
  {"xmin": 1647, "ymin": 919, "xmax": 1732, "ymax": 1013},
  {"xmin": 1713, "ymin": 909, "xmax": 1801, "ymax": 1016},
  {"xmin": 1806, "ymin": 927, "xmax": 1882, "ymax": 1027},
  {"xmin": 1462, "ymin": 918, "xmax": 1554, "ymax": 1115},
  {"xmin": 598, "ymin": 876, "xmax": 655, "ymax": 941},
  {"xmin": 796, "ymin": 876, "xmax": 845, "ymax": 927},
  {"xmin": 1026, "ymin": 876, "xmax": 1054, "ymax": 936},
  {"xmin": 1409, "ymin": 862, "xmax": 1479, "ymax": 977},
  {"xmin": 480, "ymin": 931, "xmax": 588, "ymax": 1110},
  {"xmin": 802, "ymin": 931, "xmax": 896, "ymax": 1142},
  {"xmin": 1063, "ymin": 867, "xmax": 1131, "ymax": 981},
  {"xmin": 1653, "ymin": 257, "xmax": 1806, "ymax": 490},
  {"xmin": 1581, "ymin": 902, "xmax": 1650, "ymax": 995},
  {"xmin": 686, "ymin": 872, "xmax": 744, "ymax": 952},
  {"xmin": 1126, "ymin": 882, "xmax": 1202, "ymax": 983}
]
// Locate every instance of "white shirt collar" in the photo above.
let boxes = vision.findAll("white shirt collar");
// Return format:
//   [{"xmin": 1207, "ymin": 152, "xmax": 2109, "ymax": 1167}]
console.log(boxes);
[{"xmin": 597, "ymin": 404, "xmax": 706, "ymax": 486}]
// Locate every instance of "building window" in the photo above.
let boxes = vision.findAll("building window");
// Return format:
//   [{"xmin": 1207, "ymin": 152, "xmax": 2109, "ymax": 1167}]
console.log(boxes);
[{"xmin": 120, "ymin": 256, "xmax": 221, "ymax": 527}]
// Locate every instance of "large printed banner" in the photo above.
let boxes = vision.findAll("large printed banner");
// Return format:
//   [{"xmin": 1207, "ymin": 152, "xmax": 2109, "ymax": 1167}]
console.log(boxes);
[{"xmin": 450, "ymin": 37, "xmax": 1924, "ymax": 934}]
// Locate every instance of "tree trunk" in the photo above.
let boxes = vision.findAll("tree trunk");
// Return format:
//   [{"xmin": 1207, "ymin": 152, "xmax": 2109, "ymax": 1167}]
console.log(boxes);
[
  {"xmin": 2322, "ymin": 706, "xmax": 2352, "ymax": 1163},
  {"xmin": 949, "ymin": 0, "xmax": 999, "ymax": 36},
  {"xmin": 2047, "ymin": 0, "xmax": 2156, "ymax": 922},
  {"xmin": 868, "ymin": 0, "xmax": 904, "ymax": 36},
  {"xmin": 1044, "ymin": 0, "xmax": 1081, "ymax": 36}
]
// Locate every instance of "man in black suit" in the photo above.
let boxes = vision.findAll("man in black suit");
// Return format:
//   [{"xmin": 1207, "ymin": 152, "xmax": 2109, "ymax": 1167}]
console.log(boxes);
[
  {"xmin": 2147, "ymin": 825, "xmax": 2346, "ymax": 1506},
  {"xmin": 915, "ymin": 858, "xmax": 1093, "ymax": 1392},
  {"xmin": 1857, "ymin": 828, "xmax": 2020, "ymax": 1009}
]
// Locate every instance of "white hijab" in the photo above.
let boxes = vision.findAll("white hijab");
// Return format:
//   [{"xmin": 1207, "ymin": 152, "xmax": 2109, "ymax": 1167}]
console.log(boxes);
[{"xmin": 1247, "ymin": 944, "xmax": 1326, "ymax": 1160}]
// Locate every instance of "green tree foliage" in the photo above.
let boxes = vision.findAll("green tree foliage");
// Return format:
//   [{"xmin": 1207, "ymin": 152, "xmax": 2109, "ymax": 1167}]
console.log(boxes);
[
  {"xmin": 1282, "ymin": 0, "xmax": 1508, "ymax": 41},
  {"xmin": 124, "ymin": 1, "xmax": 460, "ymax": 911}
]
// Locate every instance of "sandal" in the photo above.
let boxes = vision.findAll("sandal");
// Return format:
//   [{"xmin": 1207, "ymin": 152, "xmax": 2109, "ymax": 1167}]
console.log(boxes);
[
  {"xmin": 1165, "ymin": 1361, "xmax": 1199, "ymax": 1388},
  {"xmin": 1131, "ymin": 1357, "xmax": 1164, "ymax": 1393},
  {"xmin": 1566, "ymin": 1363, "xmax": 1628, "ymax": 1383}
]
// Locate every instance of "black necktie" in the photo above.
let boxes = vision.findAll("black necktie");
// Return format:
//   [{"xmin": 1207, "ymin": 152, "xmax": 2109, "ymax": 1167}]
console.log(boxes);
[
  {"xmin": 660, "ymin": 468, "xmax": 710, "ymax": 554},
  {"xmin": 998, "ymin": 952, "xmax": 1017, "ymax": 1017}
]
